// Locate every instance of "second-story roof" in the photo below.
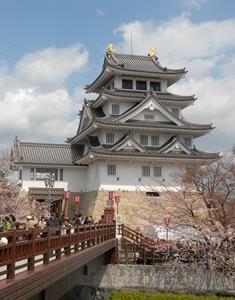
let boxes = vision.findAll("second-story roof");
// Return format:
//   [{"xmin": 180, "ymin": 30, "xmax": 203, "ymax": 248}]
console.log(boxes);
[
  {"xmin": 92, "ymin": 89, "xmax": 196, "ymax": 108},
  {"xmin": 14, "ymin": 140, "xmax": 84, "ymax": 166}
]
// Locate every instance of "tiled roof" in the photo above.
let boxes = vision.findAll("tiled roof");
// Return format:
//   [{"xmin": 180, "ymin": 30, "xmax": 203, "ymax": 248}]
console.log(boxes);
[
  {"xmin": 90, "ymin": 146, "xmax": 219, "ymax": 160},
  {"xmin": 86, "ymin": 53, "xmax": 186, "ymax": 93},
  {"xmin": 83, "ymin": 135, "xmax": 219, "ymax": 161},
  {"xmin": 105, "ymin": 53, "xmax": 186, "ymax": 74},
  {"xmin": 92, "ymin": 89, "xmax": 195, "ymax": 108},
  {"xmin": 16, "ymin": 142, "xmax": 84, "ymax": 165}
]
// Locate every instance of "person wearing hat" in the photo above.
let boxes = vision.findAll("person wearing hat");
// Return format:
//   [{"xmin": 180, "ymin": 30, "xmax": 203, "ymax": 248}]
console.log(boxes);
[{"xmin": 25, "ymin": 215, "xmax": 37, "ymax": 230}]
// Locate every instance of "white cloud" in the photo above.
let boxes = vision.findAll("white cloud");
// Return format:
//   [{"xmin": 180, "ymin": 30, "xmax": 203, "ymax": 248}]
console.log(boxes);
[
  {"xmin": 115, "ymin": 15, "xmax": 235, "ymax": 151},
  {"xmin": 97, "ymin": 8, "xmax": 105, "ymax": 16},
  {"xmin": 1, "ymin": 44, "xmax": 88, "ymax": 147},
  {"xmin": 180, "ymin": 0, "xmax": 208, "ymax": 10},
  {"xmin": 15, "ymin": 44, "xmax": 88, "ymax": 87}
]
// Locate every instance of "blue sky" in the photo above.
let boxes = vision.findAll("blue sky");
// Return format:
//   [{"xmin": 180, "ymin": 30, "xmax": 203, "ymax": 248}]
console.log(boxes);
[{"xmin": 0, "ymin": 0, "xmax": 235, "ymax": 152}]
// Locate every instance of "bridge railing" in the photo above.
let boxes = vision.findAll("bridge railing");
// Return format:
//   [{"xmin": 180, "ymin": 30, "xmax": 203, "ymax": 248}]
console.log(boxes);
[{"xmin": 0, "ymin": 223, "xmax": 115, "ymax": 280}]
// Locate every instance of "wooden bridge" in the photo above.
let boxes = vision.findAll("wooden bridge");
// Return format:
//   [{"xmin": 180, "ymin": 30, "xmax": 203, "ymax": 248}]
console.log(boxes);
[
  {"xmin": 0, "ymin": 223, "xmax": 116, "ymax": 300},
  {"xmin": 0, "ymin": 223, "xmax": 168, "ymax": 300}
]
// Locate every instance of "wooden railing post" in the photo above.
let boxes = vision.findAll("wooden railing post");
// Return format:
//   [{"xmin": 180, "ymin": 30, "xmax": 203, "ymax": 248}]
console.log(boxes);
[
  {"xmin": 43, "ymin": 227, "xmax": 50, "ymax": 264},
  {"xmin": 7, "ymin": 231, "xmax": 16, "ymax": 279},
  {"xmin": 64, "ymin": 227, "xmax": 71, "ymax": 256},
  {"xmin": 55, "ymin": 226, "xmax": 62, "ymax": 260},
  {"xmin": 28, "ymin": 228, "xmax": 35, "ymax": 271},
  {"xmin": 74, "ymin": 226, "xmax": 79, "ymax": 253}
]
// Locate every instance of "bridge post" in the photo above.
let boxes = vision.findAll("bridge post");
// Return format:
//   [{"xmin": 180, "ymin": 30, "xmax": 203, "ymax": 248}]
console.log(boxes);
[
  {"xmin": 64, "ymin": 227, "xmax": 71, "ymax": 256},
  {"xmin": 74, "ymin": 226, "xmax": 79, "ymax": 253},
  {"xmin": 7, "ymin": 231, "xmax": 16, "ymax": 279},
  {"xmin": 43, "ymin": 227, "xmax": 50, "ymax": 264},
  {"xmin": 55, "ymin": 226, "xmax": 62, "ymax": 260},
  {"xmin": 28, "ymin": 228, "xmax": 35, "ymax": 271}
]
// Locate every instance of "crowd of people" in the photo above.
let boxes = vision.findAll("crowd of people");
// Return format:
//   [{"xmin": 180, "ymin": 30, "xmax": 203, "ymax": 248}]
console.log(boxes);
[{"xmin": 0, "ymin": 213, "xmax": 99, "ymax": 245}]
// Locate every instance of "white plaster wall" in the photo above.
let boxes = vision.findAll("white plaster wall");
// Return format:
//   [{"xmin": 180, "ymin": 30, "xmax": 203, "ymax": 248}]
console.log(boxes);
[
  {"xmin": 98, "ymin": 161, "xmax": 185, "ymax": 191},
  {"xmin": 131, "ymin": 132, "xmax": 172, "ymax": 146},
  {"xmin": 102, "ymin": 102, "xmax": 133, "ymax": 115},
  {"xmin": 21, "ymin": 166, "xmax": 87, "ymax": 192},
  {"xmin": 85, "ymin": 162, "xmax": 101, "ymax": 191},
  {"xmin": 132, "ymin": 109, "xmax": 170, "ymax": 122},
  {"xmin": 98, "ymin": 129, "xmax": 124, "ymax": 144}
]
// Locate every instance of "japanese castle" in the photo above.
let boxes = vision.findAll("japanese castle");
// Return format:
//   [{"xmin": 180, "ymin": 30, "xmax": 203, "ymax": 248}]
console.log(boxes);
[{"xmin": 14, "ymin": 45, "xmax": 219, "ymax": 217}]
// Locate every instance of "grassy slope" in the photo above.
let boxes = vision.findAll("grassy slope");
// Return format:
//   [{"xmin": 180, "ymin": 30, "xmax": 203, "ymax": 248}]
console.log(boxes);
[{"xmin": 108, "ymin": 291, "xmax": 235, "ymax": 300}]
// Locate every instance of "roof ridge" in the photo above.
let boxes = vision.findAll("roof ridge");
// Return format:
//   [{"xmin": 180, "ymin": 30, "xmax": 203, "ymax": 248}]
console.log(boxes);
[{"xmin": 20, "ymin": 142, "xmax": 71, "ymax": 147}]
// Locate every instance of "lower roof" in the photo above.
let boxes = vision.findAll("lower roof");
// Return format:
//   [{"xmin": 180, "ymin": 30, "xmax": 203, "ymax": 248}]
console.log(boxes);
[{"xmin": 14, "ymin": 141, "xmax": 84, "ymax": 166}]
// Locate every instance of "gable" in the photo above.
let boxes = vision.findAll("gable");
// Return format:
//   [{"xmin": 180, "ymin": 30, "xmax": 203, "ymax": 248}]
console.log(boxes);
[
  {"xmin": 132, "ymin": 108, "xmax": 173, "ymax": 123},
  {"xmin": 161, "ymin": 139, "xmax": 193, "ymax": 155},
  {"xmin": 116, "ymin": 96, "xmax": 185, "ymax": 126},
  {"xmin": 111, "ymin": 136, "xmax": 146, "ymax": 153}
]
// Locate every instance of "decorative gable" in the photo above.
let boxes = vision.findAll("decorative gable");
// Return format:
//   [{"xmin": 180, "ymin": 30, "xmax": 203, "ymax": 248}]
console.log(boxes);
[
  {"xmin": 160, "ymin": 137, "xmax": 194, "ymax": 155},
  {"xmin": 111, "ymin": 135, "xmax": 146, "ymax": 152},
  {"xmin": 116, "ymin": 95, "xmax": 186, "ymax": 126}
]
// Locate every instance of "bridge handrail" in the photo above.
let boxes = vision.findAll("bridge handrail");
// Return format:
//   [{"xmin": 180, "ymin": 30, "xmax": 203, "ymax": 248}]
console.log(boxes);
[{"xmin": 0, "ymin": 223, "xmax": 115, "ymax": 280}]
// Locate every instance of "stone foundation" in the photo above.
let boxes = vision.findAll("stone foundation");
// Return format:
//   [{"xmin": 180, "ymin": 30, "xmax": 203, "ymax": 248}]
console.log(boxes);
[
  {"xmin": 79, "ymin": 264, "xmax": 235, "ymax": 295},
  {"xmin": 67, "ymin": 190, "xmax": 164, "ymax": 228}
]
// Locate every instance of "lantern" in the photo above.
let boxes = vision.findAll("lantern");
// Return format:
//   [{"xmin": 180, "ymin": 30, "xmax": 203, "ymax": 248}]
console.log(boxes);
[
  {"xmin": 164, "ymin": 216, "xmax": 171, "ymax": 226},
  {"xmin": 114, "ymin": 195, "xmax": 120, "ymax": 204},
  {"xmin": 64, "ymin": 190, "xmax": 70, "ymax": 200},
  {"xmin": 108, "ymin": 191, "xmax": 114, "ymax": 201},
  {"xmin": 74, "ymin": 195, "xmax": 80, "ymax": 203}
]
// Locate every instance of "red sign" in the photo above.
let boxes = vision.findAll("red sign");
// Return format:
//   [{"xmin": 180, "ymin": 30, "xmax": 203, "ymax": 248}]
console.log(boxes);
[
  {"xmin": 74, "ymin": 195, "xmax": 80, "ymax": 203},
  {"xmin": 64, "ymin": 191, "xmax": 70, "ymax": 200},
  {"xmin": 108, "ymin": 191, "xmax": 114, "ymax": 200},
  {"xmin": 164, "ymin": 216, "xmax": 171, "ymax": 226},
  {"xmin": 114, "ymin": 195, "xmax": 120, "ymax": 204}
]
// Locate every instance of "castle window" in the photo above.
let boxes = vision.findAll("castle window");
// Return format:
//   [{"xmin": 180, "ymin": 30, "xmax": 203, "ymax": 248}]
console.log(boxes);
[
  {"xmin": 151, "ymin": 135, "xmax": 159, "ymax": 146},
  {"xmin": 30, "ymin": 168, "xmax": 34, "ymax": 180},
  {"xmin": 19, "ymin": 170, "xmax": 22, "ymax": 180},
  {"xmin": 144, "ymin": 114, "xmax": 154, "ymax": 120},
  {"xmin": 172, "ymin": 108, "xmax": 180, "ymax": 118},
  {"xmin": 60, "ymin": 169, "xmax": 63, "ymax": 181},
  {"xmin": 142, "ymin": 166, "xmax": 150, "ymax": 176},
  {"xmin": 153, "ymin": 166, "xmax": 162, "ymax": 177},
  {"xmin": 107, "ymin": 164, "xmax": 116, "ymax": 176},
  {"xmin": 35, "ymin": 168, "xmax": 58, "ymax": 181},
  {"xmin": 136, "ymin": 80, "xmax": 147, "ymax": 90},
  {"xmin": 184, "ymin": 138, "xmax": 192, "ymax": 148},
  {"xmin": 150, "ymin": 81, "xmax": 161, "ymax": 91},
  {"xmin": 112, "ymin": 104, "xmax": 120, "ymax": 115},
  {"xmin": 140, "ymin": 135, "xmax": 148, "ymax": 145},
  {"xmin": 106, "ymin": 133, "xmax": 114, "ymax": 144},
  {"xmin": 122, "ymin": 79, "xmax": 133, "ymax": 89},
  {"xmin": 146, "ymin": 191, "xmax": 160, "ymax": 197}
]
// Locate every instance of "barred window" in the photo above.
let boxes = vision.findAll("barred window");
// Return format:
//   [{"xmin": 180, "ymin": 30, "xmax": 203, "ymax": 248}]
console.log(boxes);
[
  {"xmin": 112, "ymin": 104, "xmax": 120, "ymax": 115},
  {"xmin": 60, "ymin": 169, "xmax": 63, "ymax": 181},
  {"xmin": 140, "ymin": 135, "xmax": 148, "ymax": 145},
  {"xmin": 142, "ymin": 166, "xmax": 150, "ymax": 176},
  {"xmin": 30, "ymin": 168, "xmax": 34, "ymax": 180},
  {"xmin": 151, "ymin": 135, "xmax": 159, "ymax": 146},
  {"xmin": 172, "ymin": 108, "xmax": 180, "ymax": 118},
  {"xmin": 35, "ymin": 168, "xmax": 58, "ymax": 180},
  {"xmin": 136, "ymin": 80, "xmax": 147, "ymax": 90},
  {"xmin": 106, "ymin": 133, "xmax": 114, "ymax": 144},
  {"xmin": 153, "ymin": 166, "xmax": 162, "ymax": 177},
  {"xmin": 184, "ymin": 137, "xmax": 192, "ymax": 148},
  {"xmin": 150, "ymin": 81, "xmax": 161, "ymax": 91},
  {"xmin": 122, "ymin": 79, "xmax": 133, "ymax": 89},
  {"xmin": 107, "ymin": 164, "xmax": 116, "ymax": 176}
]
